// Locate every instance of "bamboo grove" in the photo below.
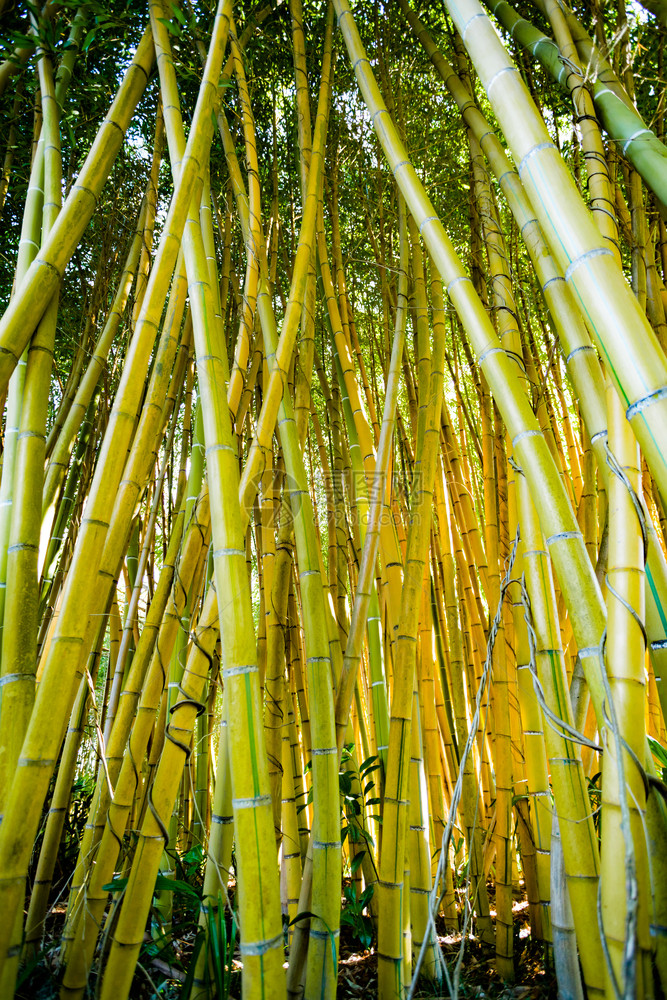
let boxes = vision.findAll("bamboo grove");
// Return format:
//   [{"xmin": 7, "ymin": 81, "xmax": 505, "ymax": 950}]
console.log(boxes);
[{"xmin": 0, "ymin": 0, "xmax": 666, "ymax": 997}]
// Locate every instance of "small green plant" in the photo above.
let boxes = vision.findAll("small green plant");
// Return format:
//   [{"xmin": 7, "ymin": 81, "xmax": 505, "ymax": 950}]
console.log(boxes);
[
  {"xmin": 337, "ymin": 749, "xmax": 379, "ymax": 952},
  {"xmin": 586, "ymin": 772, "xmax": 602, "ymax": 838},
  {"xmin": 103, "ymin": 871, "xmax": 202, "ymax": 908},
  {"xmin": 648, "ymin": 735, "xmax": 667, "ymax": 783},
  {"xmin": 339, "ymin": 749, "xmax": 382, "ymax": 851},
  {"xmin": 178, "ymin": 843, "xmax": 206, "ymax": 885},
  {"xmin": 340, "ymin": 882, "xmax": 374, "ymax": 952},
  {"xmin": 453, "ymin": 835, "xmax": 468, "ymax": 889},
  {"xmin": 181, "ymin": 892, "xmax": 238, "ymax": 1000}
]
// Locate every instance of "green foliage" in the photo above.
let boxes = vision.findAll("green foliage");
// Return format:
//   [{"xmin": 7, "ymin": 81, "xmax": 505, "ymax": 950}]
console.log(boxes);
[
  {"xmin": 103, "ymin": 873, "xmax": 201, "ymax": 903},
  {"xmin": 587, "ymin": 772, "xmax": 602, "ymax": 839},
  {"xmin": 452, "ymin": 835, "xmax": 469, "ymax": 889},
  {"xmin": 339, "ymin": 748, "xmax": 380, "ymax": 847},
  {"xmin": 181, "ymin": 892, "xmax": 239, "ymax": 1000},
  {"xmin": 104, "ymin": 853, "xmax": 243, "ymax": 1000},
  {"xmin": 648, "ymin": 734, "xmax": 667, "ymax": 783},
  {"xmin": 289, "ymin": 910, "xmax": 338, "ymax": 976},
  {"xmin": 180, "ymin": 842, "xmax": 206, "ymax": 883},
  {"xmin": 340, "ymin": 882, "xmax": 374, "ymax": 952},
  {"xmin": 337, "ymin": 749, "xmax": 379, "ymax": 951},
  {"xmin": 102, "ymin": 849, "xmax": 214, "ymax": 996}
]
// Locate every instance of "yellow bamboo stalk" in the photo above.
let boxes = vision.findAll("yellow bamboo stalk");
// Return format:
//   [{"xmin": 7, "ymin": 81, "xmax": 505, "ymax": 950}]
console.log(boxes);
[
  {"xmin": 0, "ymin": 24, "xmax": 61, "ymax": 772},
  {"xmin": 103, "ymin": 6, "xmax": 285, "ymax": 998},
  {"xmin": 0, "ymin": 37, "xmax": 63, "ymax": 991},
  {"xmin": 434, "ymin": 460, "xmax": 494, "ymax": 943},
  {"xmin": 191, "ymin": 699, "xmax": 234, "ymax": 998},
  {"xmin": 0, "ymin": 29, "xmax": 154, "ymax": 394},
  {"xmin": 0, "ymin": 115, "xmax": 44, "ymax": 639},
  {"xmin": 417, "ymin": 568, "xmax": 458, "ymax": 929},
  {"xmin": 41, "ymin": 196, "xmax": 148, "ymax": 537},
  {"xmin": 219, "ymin": 14, "xmax": 342, "ymax": 996},
  {"xmin": 265, "ymin": 526, "xmax": 293, "ymax": 838},
  {"xmin": 513, "ymin": 571, "xmax": 552, "ymax": 941},
  {"xmin": 517, "ymin": 474, "xmax": 604, "ymax": 998},
  {"xmin": 233, "ymin": 42, "xmax": 329, "ymax": 514},
  {"xmin": 23, "ymin": 673, "xmax": 90, "ymax": 956},
  {"xmin": 96, "ymin": 579, "xmax": 223, "ymax": 1000},
  {"xmin": 375, "ymin": 265, "xmax": 446, "ymax": 999},
  {"xmin": 0, "ymin": 7, "xmax": 222, "ymax": 982},
  {"xmin": 600, "ymin": 389, "xmax": 651, "ymax": 997},
  {"xmin": 59, "ymin": 493, "xmax": 211, "ymax": 997},
  {"xmin": 408, "ymin": 659, "xmax": 440, "ymax": 978},
  {"xmin": 334, "ymin": 194, "xmax": 408, "ymax": 770},
  {"xmin": 316, "ymin": 197, "xmax": 404, "ymax": 638}
]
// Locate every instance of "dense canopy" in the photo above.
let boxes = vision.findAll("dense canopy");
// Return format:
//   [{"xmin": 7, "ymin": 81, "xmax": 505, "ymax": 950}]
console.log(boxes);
[{"xmin": 0, "ymin": 1, "xmax": 666, "ymax": 999}]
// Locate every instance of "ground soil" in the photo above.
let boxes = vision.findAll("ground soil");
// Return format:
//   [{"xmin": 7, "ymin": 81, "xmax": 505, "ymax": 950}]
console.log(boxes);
[
  {"xmin": 18, "ymin": 881, "xmax": 559, "ymax": 999},
  {"xmin": 336, "ymin": 892, "xmax": 558, "ymax": 1000}
]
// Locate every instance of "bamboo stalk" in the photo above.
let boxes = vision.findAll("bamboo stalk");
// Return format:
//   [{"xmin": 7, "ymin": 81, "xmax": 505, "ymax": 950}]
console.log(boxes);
[{"xmin": 0, "ymin": 29, "xmax": 155, "ymax": 394}]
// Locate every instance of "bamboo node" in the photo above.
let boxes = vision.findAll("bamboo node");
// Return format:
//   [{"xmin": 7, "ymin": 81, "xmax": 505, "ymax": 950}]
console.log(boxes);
[
  {"xmin": 626, "ymin": 384, "xmax": 667, "ymax": 420},
  {"xmin": 545, "ymin": 530, "xmax": 582, "ymax": 544},
  {"xmin": 564, "ymin": 246, "xmax": 614, "ymax": 282},
  {"xmin": 0, "ymin": 673, "xmax": 33, "ymax": 686},
  {"xmin": 222, "ymin": 664, "xmax": 258, "ymax": 678},
  {"xmin": 232, "ymin": 794, "xmax": 272, "ymax": 809},
  {"xmin": 518, "ymin": 140, "xmax": 557, "ymax": 175},
  {"xmin": 239, "ymin": 930, "xmax": 284, "ymax": 956}
]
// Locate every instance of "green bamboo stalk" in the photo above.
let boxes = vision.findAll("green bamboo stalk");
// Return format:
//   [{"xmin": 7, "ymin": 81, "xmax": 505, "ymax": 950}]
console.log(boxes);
[
  {"xmin": 0, "ymin": 12, "xmax": 62, "ymax": 689},
  {"xmin": 191, "ymin": 695, "xmax": 234, "ymax": 999},
  {"xmin": 236, "ymin": 14, "xmax": 342, "ymax": 993},
  {"xmin": 399, "ymin": 8, "xmax": 667, "ymax": 740},
  {"xmin": 465, "ymin": 123, "xmax": 516, "ymax": 979},
  {"xmin": 600, "ymin": 390, "xmax": 651, "ymax": 997},
  {"xmin": 290, "ymin": 0, "xmax": 319, "ymax": 450},
  {"xmin": 0, "ymin": 127, "xmax": 44, "ymax": 642},
  {"xmin": 446, "ymin": 0, "xmax": 667, "ymax": 502},
  {"xmin": 0, "ymin": 37, "xmax": 63, "ymax": 992},
  {"xmin": 486, "ymin": 0, "xmax": 667, "ymax": 214},
  {"xmin": 538, "ymin": 0, "xmax": 620, "ymax": 259}
]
